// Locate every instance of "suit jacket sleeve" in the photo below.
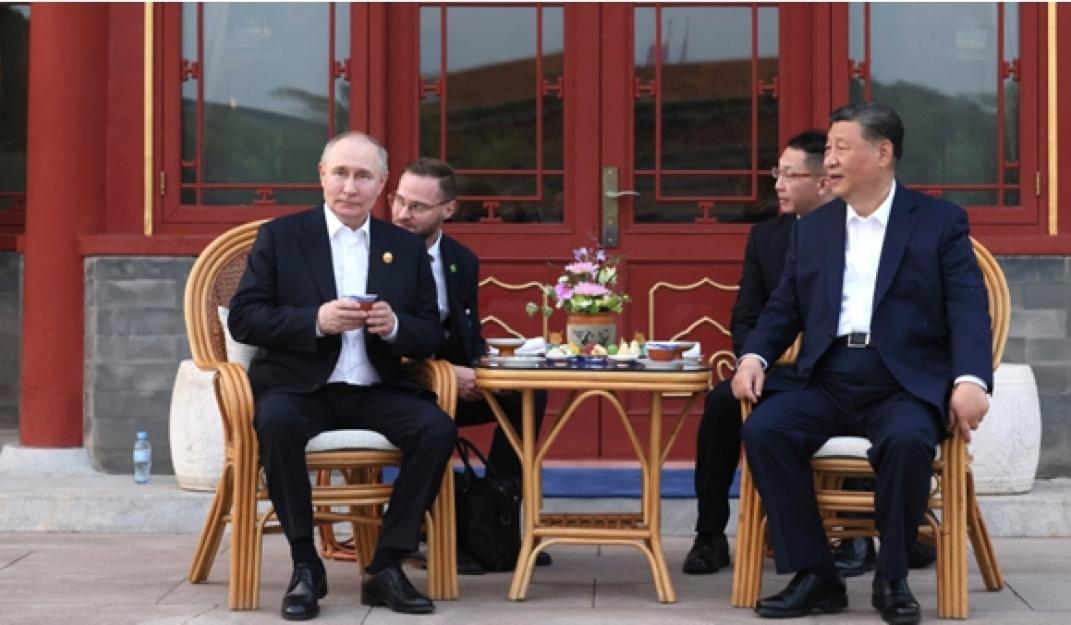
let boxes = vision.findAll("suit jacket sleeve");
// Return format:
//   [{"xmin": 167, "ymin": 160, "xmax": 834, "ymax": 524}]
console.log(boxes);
[
  {"xmin": 228, "ymin": 223, "xmax": 320, "ymax": 353},
  {"xmin": 940, "ymin": 209, "xmax": 994, "ymax": 389},
  {"xmin": 740, "ymin": 221, "xmax": 804, "ymax": 365},
  {"xmin": 463, "ymin": 254, "xmax": 486, "ymax": 364},
  {"xmin": 730, "ymin": 224, "xmax": 766, "ymax": 355}
]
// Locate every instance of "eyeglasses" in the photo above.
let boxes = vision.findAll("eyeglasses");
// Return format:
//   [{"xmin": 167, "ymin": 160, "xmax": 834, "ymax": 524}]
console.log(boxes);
[
  {"xmin": 770, "ymin": 167, "xmax": 821, "ymax": 180},
  {"xmin": 387, "ymin": 192, "xmax": 452, "ymax": 214}
]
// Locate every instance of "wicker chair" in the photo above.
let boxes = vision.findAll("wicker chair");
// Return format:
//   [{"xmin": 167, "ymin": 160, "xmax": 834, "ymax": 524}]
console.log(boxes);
[
  {"xmin": 731, "ymin": 238, "xmax": 1008, "ymax": 619},
  {"xmin": 183, "ymin": 220, "xmax": 458, "ymax": 609}
]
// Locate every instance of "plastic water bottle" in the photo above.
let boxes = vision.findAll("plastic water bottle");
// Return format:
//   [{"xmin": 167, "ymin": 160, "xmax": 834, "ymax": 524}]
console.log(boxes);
[{"xmin": 133, "ymin": 431, "xmax": 152, "ymax": 484}]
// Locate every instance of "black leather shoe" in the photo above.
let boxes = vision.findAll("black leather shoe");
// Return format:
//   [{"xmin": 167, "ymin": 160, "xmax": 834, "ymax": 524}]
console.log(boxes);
[
  {"xmin": 362, "ymin": 565, "xmax": 434, "ymax": 614},
  {"xmin": 872, "ymin": 576, "xmax": 921, "ymax": 625},
  {"xmin": 281, "ymin": 563, "xmax": 328, "ymax": 621},
  {"xmin": 536, "ymin": 551, "xmax": 553, "ymax": 566},
  {"xmin": 755, "ymin": 570, "xmax": 848, "ymax": 618},
  {"xmin": 682, "ymin": 533, "xmax": 730, "ymax": 575},
  {"xmin": 833, "ymin": 537, "xmax": 876, "ymax": 578}
]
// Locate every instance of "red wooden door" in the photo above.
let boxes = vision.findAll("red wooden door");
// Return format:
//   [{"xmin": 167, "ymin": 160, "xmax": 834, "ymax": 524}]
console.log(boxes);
[{"xmin": 386, "ymin": 3, "xmax": 806, "ymax": 459}]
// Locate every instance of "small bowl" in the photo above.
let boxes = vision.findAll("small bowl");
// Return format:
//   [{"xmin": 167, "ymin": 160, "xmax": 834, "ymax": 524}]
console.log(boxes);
[
  {"xmin": 646, "ymin": 345, "xmax": 676, "ymax": 362},
  {"xmin": 486, "ymin": 337, "xmax": 526, "ymax": 357}
]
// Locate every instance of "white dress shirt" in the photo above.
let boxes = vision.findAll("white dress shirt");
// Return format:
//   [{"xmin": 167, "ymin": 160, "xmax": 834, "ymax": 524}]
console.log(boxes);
[
  {"xmin": 427, "ymin": 231, "xmax": 450, "ymax": 323},
  {"xmin": 837, "ymin": 181, "xmax": 895, "ymax": 337},
  {"xmin": 321, "ymin": 206, "xmax": 384, "ymax": 386}
]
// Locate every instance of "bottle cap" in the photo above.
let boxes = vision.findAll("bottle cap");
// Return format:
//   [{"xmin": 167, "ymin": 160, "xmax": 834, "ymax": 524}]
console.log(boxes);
[{"xmin": 136, "ymin": 431, "xmax": 148, "ymax": 439}]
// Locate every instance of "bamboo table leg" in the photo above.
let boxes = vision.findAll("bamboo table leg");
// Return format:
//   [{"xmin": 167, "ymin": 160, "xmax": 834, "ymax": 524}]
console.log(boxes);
[
  {"xmin": 508, "ymin": 389, "xmax": 538, "ymax": 600},
  {"xmin": 645, "ymin": 391, "xmax": 676, "ymax": 603}
]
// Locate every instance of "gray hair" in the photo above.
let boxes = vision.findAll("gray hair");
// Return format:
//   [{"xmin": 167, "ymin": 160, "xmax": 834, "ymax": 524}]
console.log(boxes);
[{"xmin": 320, "ymin": 131, "xmax": 389, "ymax": 175}]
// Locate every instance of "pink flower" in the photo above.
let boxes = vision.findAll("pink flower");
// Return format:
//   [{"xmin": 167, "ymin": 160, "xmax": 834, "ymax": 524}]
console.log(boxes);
[
  {"xmin": 564, "ymin": 261, "xmax": 598, "ymax": 275},
  {"xmin": 573, "ymin": 282, "xmax": 610, "ymax": 296},
  {"xmin": 554, "ymin": 282, "xmax": 574, "ymax": 300}
]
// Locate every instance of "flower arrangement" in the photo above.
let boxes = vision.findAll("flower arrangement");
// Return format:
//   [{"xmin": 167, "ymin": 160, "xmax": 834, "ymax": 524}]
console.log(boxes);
[{"xmin": 526, "ymin": 245, "xmax": 630, "ymax": 316}]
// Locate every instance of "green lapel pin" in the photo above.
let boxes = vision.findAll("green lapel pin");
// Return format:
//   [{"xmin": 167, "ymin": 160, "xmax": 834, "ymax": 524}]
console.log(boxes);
[{"xmin": 449, "ymin": 263, "xmax": 458, "ymax": 273}]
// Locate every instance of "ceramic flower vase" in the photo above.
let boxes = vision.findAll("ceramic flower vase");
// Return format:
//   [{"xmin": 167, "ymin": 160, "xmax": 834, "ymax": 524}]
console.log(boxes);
[{"xmin": 565, "ymin": 313, "xmax": 617, "ymax": 347}]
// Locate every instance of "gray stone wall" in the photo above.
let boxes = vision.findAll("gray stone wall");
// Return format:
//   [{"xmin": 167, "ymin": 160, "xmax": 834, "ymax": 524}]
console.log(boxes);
[
  {"xmin": 1000, "ymin": 256, "xmax": 1071, "ymax": 478},
  {"xmin": 84, "ymin": 257, "xmax": 194, "ymax": 473},
  {"xmin": 77, "ymin": 255, "xmax": 1071, "ymax": 478},
  {"xmin": 0, "ymin": 252, "xmax": 22, "ymax": 429}
]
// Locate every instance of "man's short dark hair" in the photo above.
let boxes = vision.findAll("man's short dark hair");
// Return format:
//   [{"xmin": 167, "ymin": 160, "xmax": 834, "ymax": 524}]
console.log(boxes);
[
  {"xmin": 829, "ymin": 102, "xmax": 904, "ymax": 161},
  {"xmin": 785, "ymin": 130, "xmax": 827, "ymax": 174},
  {"xmin": 404, "ymin": 157, "xmax": 457, "ymax": 202}
]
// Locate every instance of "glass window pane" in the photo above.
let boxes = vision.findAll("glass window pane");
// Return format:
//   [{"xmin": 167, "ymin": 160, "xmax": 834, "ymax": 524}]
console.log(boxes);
[
  {"xmin": 334, "ymin": 2, "xmax": 350, "ymax": 134},
  {"xmin": 659, "ymin": 6, "xmax": 754, "ymax": 170},
  {"xmin": 866, "ymin": 3, "xmax": 1006, "ymax": 189},
  {"xmin": 0, "ymin": 5, "xmax": 30, "ymax": 211},
  {"xmin": 182, "ymin": 2, "xmax": 344, "ymax": 205},
  {"xmin": 444, "ymin": 7, "xmax": 538, "ymax": 169},
  {"xmin": 421, "ymin": 5, "xmax": 562, "ymax": 223}
]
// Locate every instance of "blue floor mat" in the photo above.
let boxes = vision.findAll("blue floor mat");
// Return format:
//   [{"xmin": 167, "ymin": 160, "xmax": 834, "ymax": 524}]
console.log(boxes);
[{"xmin": 382, "ymin": 466, "xmax": 740, "ymax": 499}]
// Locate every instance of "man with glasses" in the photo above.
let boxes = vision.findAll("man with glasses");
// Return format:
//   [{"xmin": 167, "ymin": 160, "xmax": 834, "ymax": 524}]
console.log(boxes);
[
  {"xmin": 228, "ymin": 132, "xmax": 455, "ymax": 618},
  {"xmin": 684, "ymin": 130, "xmax": 831, "ymax": 576},
  {"xmin": 391, "ymin": 157, "xmax": 550, "ymax": 574}
]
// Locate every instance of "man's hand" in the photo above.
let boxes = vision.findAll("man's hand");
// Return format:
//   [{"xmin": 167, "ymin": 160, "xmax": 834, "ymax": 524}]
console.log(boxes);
[
  {"xmin": 454, "ymin": 365, "xmax": 481, "ymax": 401},
  {"xmin": 363, "ymin": 301, "xmax": 397, "ymax": 337},
  {"xmin": 948, "ymin": 382, "xmax": 989, "ymax": 443},
  {"xmin": 317, "ymin": 299, "xmax": 368, "ymax": 334},
  {"xmin": 731, "ymin": 356, "xmax": 766, "ymax": 403}
]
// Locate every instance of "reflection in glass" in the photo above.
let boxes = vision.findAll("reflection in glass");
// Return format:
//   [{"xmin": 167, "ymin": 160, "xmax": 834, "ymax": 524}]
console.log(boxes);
[
  {"xmin": 0, "ymin": 5, "xmax": 30, "ymax": 210},
  {"xmin": 420, "ymin": 5, "xmax": 564, "ymax": 223},
  {"xmin": 181, "ymin": 3, "xmax": 348, "ymax": 204},
  {"xmin": 852, "ymin": 3, "xmax": 1019, "ymax": 207},
  {"xmin": 453, "ymin": 175, "xmax": 563, "ymax": 224},
  {"xmin": 633, "ymin": 4, "xmax": 779, "ymax": 223}
]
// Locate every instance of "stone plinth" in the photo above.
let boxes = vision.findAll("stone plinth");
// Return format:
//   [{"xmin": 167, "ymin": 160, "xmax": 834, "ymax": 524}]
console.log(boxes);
[
  {"xmin": 168, "ymin": 359, "xmax": 223, "ymax": 491},
  {"xmin": 971, "ymin": 363, "xmax": 1041, "ymax": 494}
]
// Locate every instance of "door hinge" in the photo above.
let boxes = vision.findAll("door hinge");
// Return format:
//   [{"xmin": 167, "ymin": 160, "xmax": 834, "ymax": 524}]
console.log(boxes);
[
  {"xmin": 159, "ymin": 171, "xmax": 166, "ymax": 196},
  {"xmin": 1035, "ymin": 171, "xmax": 1042, "ymax": 197}
]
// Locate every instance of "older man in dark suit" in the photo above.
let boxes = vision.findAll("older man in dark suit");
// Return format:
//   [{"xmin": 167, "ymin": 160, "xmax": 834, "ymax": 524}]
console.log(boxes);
[
  {"xmin": 733, "ymin": 103, "xmax": 992, "ymax": 624},
  {"xmin": 390, "ymin": 157, "xmax": 550, "ymax": 573},
  {"xmin": 684, "ymin": 130, "xmax": 830, "ymax": 575},
  {"xmin": 228, "ymin": 132, "xmax": 456, "ymax": 619}
]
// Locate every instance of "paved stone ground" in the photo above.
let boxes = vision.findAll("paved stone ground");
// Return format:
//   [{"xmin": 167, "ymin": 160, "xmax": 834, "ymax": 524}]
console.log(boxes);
[{"xmin": 0, "ymin": 532, "xmax": 1068, "ymax": 625}]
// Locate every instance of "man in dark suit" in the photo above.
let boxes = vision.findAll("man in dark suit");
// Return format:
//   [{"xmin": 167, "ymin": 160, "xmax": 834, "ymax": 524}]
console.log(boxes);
[
  {"xmin": 390, "ymin": 157, "xmax": 550, "ymax": 573},
  {"xmin": 684, "ymin": 130, "xmax": 830, "ymax": 575},
  {"xmin": 228, "ymin": 132, "xmax": 456, "ymax": 618},
  {"xmin": 732, "ymin": 103, "xmax": 992, "ymax": 624}
]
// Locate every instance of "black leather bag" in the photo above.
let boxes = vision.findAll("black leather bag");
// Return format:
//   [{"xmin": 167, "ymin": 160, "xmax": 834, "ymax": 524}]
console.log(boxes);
[{"xmin": 454, "ymin": 437, "xmax": 522, "ymax": 571}]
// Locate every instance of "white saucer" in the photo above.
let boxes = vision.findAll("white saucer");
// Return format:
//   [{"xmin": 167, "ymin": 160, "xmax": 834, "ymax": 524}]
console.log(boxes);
[{"xmin": 640, "ymin": 359, "xmax": 681, "ymax": 370}]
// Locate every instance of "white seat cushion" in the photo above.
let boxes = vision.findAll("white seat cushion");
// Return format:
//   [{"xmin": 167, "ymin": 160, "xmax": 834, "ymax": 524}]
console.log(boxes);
[
  {"xmin": 814, "ymin": 436, "xmax": 872, "ymax": 458},
  {"xmin": 813, "ymin": 435, "xmax": 941, "ymax": 461},
  {"xmin": 305, "ymin": 429, "xmax": 399, "ymax": 453}
]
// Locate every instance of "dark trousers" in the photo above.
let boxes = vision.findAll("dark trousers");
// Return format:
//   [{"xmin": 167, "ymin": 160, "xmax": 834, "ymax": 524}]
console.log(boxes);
[
  {"xmin": 693, "ymin": 379, "xmax": 743, "ymax": 535},
  {"xmin": 740, "ymin": 343, "xmax": 941, "ymax": 580},
  {"xmin": 454, "ymin": 390, "xmax": 548, "ymax": 480},
  {"xmin": 254, "ymin": 383, "xmax": 457, "ymax": 556}
]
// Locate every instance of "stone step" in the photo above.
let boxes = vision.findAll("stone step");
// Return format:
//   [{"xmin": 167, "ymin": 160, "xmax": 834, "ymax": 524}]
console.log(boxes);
[{"xmin": 1, "ymin": 468, "xmax": 1069, "ymax": 538}]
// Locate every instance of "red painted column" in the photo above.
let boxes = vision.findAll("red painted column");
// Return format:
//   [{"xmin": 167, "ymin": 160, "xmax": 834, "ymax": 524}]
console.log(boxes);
[{"xmin": 20, "ymin": 4, "xmax": 109, "ymax": 446}]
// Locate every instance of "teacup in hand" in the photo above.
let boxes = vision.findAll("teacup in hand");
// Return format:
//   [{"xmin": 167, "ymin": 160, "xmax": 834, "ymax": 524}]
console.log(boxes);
[{"xmin": 343, "ymin": 293, "xmax": 378, "ymax": 312}]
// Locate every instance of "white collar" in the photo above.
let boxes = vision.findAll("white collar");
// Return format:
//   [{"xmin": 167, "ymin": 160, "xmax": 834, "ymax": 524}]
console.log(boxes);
[
  {"xmin": 845, "ymin": 179, "xmax": 895, "ymax": 227},
  {"xmin": 428, "ymin": 230, "xmax": 444, "ymax": 260},
  {"xmin": 323, "ymin": 203, "xmax": 371, "ymax": 239}
]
